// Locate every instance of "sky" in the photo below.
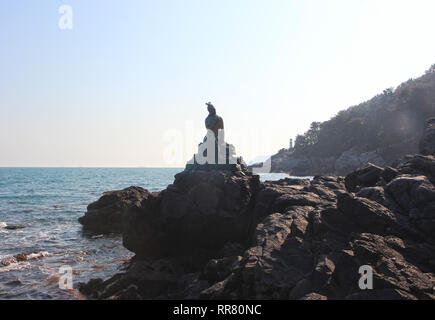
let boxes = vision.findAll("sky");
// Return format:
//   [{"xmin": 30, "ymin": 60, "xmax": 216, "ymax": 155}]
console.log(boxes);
[{"xmin": 1, "ymin": 0, "xmax": 435, "ymax": 167}]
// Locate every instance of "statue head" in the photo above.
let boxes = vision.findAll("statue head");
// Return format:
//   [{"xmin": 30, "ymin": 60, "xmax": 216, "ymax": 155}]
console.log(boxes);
[{"xmin": 206, "ymin": 102, "xmax": 216, "ymax": 115}]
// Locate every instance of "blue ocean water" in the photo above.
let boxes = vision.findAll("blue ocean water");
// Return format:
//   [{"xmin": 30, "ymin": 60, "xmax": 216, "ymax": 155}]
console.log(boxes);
[{"xmin": 0, "ymin": 168, "xmax": 291, "ymax": 300}]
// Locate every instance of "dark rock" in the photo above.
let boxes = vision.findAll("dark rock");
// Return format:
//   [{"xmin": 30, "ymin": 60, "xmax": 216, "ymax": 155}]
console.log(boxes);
[
  {"xmin": 78, "ymin": 186, "xmax": 152, "ymax": 234},
  {"xmin": 345, "ymin": 163, "xmax": 384, "ymax": 192},
  {"xmin": 5, "ymin": 280, "xmax": 22, "ymax": 286},
  {"xmin": 356, "ymin": 187, "xmax": 387, "ymax": 205},
  {"xmin": 397, "ymin": 155, "xmax": 435, "ymax": 184},
  {"xmin": 382, "ymin": 167, "xmax": 399, "ymax": 183},
  {"xmin": 350, "ymin": 233, "xmax": 435, "ymax": 299},
  {"xmin": 203, "ymin": 211, "xmax": 314, "ymax": 299},
  {"xmin": 80, "ymin": 139, "xmax": 435, "ymax": 300},
  {"xmin": 270, "ymin": 177, "xmax": 311, "ymax": 187},
  {"xmin": 78, "ymin": 278, "xmax": 105, "ymax": 298},
  {"xmin": 122, "ymin": 170, "xmax": 260, "ymax": 263},
  {"xmin": 200, "ymin": 255, "xmax": 242, "ymax": 284},
  {"xmin": 385, "ymin": 175, "xmax": 435, "ymax": 211},
  {"xmin": 1, "ymin": 251, "xmax": 49, "ymax": 267},
  {"xmin": 337, "ymin": 193, "xmax": 396, "ymax": 235},
  {"xmin": 5, "ymin": 225, "xmax": 25, "ymax": 230}
]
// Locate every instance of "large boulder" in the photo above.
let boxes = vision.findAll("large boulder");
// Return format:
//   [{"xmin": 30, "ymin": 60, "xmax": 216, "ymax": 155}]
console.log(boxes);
[
  {"xmin": 251, "ymin": 176, "xmax": 338, "ymax": 223},
  {"xmin": 337, "ymin": 193, "xmax": 397, "ymax": 234},
  {"xmin": 419, "ymin": 118, "xmax": 435, "ymax": 156},
  {"xmin": 344, "ymin": 163, "xmax": 384, "ymax": 192},
  {"xmin": 397, "ymin": 154, "xmax": 435, "ymax": 184},
  {"xmin": 122, "ymin": 170, "xmax": 260, "ymax": 263},
  {"xmin": 78, "ymin": 186, "xmax": 152, "ymax": 233},
  {"xmin": 385, "ymin": 175, "xmax": 435, "ymax": 212}
]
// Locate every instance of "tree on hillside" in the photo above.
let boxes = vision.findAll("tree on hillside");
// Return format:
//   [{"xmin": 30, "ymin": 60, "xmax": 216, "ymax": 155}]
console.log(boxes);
[
  {"xmin": 306, "ymin": 121, "xmax": 321, "ymax": 145},
  {"xmin": 383, "ymin": 87, "xmax": 394, "ymax": 95},
  {"xmin": 295, "ymin": 134, "xmax": 308, "ymax": 149},
  {"xmin": 425, "ymin": 64, "xmax": 435, "ymax": 74},
  {"xmin": 285, "ymin": 66, "xmax": 435, "ymax": 160}
]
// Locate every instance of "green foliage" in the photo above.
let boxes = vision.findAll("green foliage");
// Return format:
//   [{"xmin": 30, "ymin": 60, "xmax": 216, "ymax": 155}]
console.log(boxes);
[
  {"xmin": 294, "ymin": 122, "xmax": 322, "ymax": 151},
  {"xmin": 383, "ymin": 87, "xmax": 394, "ymax": 95},
  {"xmin": 426, "ymin": 64, "xmax": 435, "ymax": 74},
  {"xmin": 292, "ymin": 64, "xmax": 435, "ymax": 157}
]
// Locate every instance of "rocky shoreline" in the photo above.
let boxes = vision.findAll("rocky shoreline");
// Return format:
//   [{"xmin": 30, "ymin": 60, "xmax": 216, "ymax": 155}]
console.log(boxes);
[
  {"xmin": 264, "ymin": 118, "xmax": 435, "ymax": 177},
  {"xmin": 78, "ymin": 124, "xmax": 435, "ymax": 300}
]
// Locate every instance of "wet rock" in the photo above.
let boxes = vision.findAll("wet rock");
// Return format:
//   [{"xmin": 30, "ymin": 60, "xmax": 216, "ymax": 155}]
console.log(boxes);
[
  {"xmin": 5, "ymin": 225, "xmax": 25, "ymax": 230},
  {"xmin": 78, "ymin": 186, "xmax": 153, "ymax": 234},
  {"xmin": 78, "ymin": 278, "xmax": 105, "ymax": 298},
  {"xmin": 1, "ymin": 251, "xmax": 49, "ymax": 267},
  {"xmin": 5, "ymin": 280, "xmax": 22, "ymax": 286}
]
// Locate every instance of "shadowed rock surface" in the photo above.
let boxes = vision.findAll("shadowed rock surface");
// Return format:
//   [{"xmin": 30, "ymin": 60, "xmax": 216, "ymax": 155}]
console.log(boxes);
[
  {"xmin": 78, "ymin": 186, "xmax": 153, "ymax": 234},
  {"xmin": 78, "ymin": 139, "xmax": 435, "ymax": 300},
  {"xmin": 122, "ymin": 169, "xmax": 260, "ymax": 265}
]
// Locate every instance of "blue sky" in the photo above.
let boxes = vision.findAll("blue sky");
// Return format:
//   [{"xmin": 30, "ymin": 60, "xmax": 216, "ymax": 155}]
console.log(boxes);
[{"xmin": 1, "ymin": 0, "xmax": 435, "ymax": 167}]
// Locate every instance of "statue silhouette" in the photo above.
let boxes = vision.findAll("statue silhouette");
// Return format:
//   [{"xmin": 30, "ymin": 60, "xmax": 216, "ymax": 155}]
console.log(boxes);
[{"xmin": 205, "ymin": 102, "xmax": 224, "ymax": 139}]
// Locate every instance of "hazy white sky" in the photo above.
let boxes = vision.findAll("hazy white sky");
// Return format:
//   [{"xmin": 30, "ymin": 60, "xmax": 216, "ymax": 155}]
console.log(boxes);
[{"xmin": 1, "ymin": 0, "xmax": 435, "ymax": 167}]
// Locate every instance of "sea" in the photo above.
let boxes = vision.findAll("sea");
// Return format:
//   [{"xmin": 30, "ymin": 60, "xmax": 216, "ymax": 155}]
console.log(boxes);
[{"xmin": 0, "ymin": 168, "xmax": 293, "ymax": 300}]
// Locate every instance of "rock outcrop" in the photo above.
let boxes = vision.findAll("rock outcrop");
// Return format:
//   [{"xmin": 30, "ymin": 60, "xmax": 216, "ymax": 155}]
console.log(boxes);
[
  {"xmin": 78, "ymin": 152, "xmax": 435, "ymax": 300},
  {"xmin": 122, "ymin": 169, "xmax": 260, "ymax": 264},
  {"xmin": 78, "ymin": 186, "xmax": 153, "ymax": 234},
  {"xmin": 266, "ymin": 140, "xmax": 417, "ymax": 176},
  {"xmin": 78, "ymin": 126, "xmax": 435, "ymax": 300}
]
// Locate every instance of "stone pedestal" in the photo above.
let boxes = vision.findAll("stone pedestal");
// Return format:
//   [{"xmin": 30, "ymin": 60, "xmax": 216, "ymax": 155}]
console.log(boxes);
[{"xmin": 185, "ymin": 134, "xmax": 247, "ymax": 172}]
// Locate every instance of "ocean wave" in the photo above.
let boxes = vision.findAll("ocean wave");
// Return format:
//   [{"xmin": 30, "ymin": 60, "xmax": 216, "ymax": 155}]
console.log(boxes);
[
  {"xmin": 0, "ymin": 222, "xmax": 7, "ymax": 228},
  {"xmin": 0, "ymin": 251, "xmax": 51, "ymax": 269}
]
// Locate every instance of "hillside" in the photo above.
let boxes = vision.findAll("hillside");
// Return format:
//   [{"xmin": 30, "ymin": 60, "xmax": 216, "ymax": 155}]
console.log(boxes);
[{"xmin": 269, "ymin": 64, "xmax": 435, "ymax": 175}]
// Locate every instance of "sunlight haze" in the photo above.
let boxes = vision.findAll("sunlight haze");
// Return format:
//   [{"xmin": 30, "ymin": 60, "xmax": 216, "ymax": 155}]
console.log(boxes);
[{"xmin": 1, "ymin": 0, "xmax": 435, "ymax": 167}]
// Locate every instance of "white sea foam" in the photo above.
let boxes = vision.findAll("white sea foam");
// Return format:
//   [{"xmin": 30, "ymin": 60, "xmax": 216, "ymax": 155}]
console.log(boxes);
[
  {"xmin": 0, "ymin": 168, "xmax": 175, "ymax": 298},
  {"xmin": 0, "ymin": 251, "xmax": 51, "ymax": 270},
  {"xmin": 27, "ymin": 251, "xmax": 50, "ymax": 260}
]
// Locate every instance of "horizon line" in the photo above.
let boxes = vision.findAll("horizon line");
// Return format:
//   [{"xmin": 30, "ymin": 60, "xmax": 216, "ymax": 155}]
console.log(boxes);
[{"xmin": 0, "ymin": 166, "xmax": 185, "ymax": 169}]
